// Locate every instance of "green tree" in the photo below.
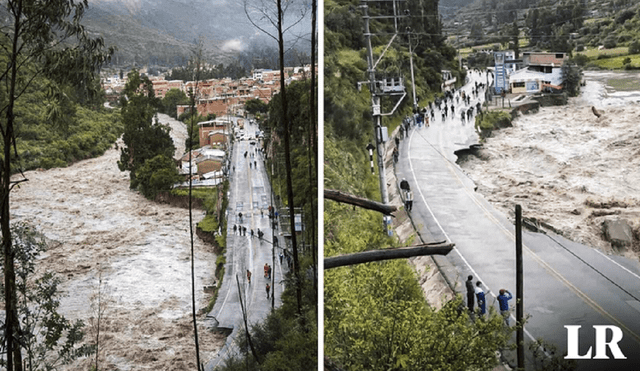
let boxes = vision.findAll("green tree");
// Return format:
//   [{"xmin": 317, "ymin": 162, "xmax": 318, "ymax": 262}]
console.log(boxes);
[
  {"xmin": 0, "ymin": 1, "xmax": 112, "ymax": 368},
  {"xmin": 603, "ymin": 35, "xmax": 617, "ymax": 49},
  {"xmin": 182, "ymin": 113, "xmax": 210, "ymax": 150},
  {"xmin": 324, "ymin": 205, "xmax": 512, "ymax": 371},
  {"xmin": 511, "ymin": 20, "xmax": 520, "ymax": 60},
  {"xmin": 6, "ymin": 223, "xmax": 93, "ymax": 370},
  {"xmin": 528, "ymin": 339, "xmax": 577, "ymax": 370},
  {"xmin": 615, "ymin": 9, "xmax": 635, "ymax": 24},
  {"xmin": 162, "ymin": 88, "xmax": 189, "ymax": 118},
  {"xmin": 470, "ymin": 22, "xmax": 485, "ymax": 43},
  {"xmin": 135, "ymin": 154, "xmax": 182, "ymax": 199},
  {"xmin": 562, "ymin": 63, "xmax": 582, "ymax": 97},
  {"xmin": 528, "ymin": 8, "xmax": 540, "ymax": 46},
  {"xmin": 117, "ymin": 70, "xmax": 176, "ymax": 190},
  {"xmin": 244, "ymin": 98, "xmax": 268, "ymax": 115},
  {"xmin": 629, "ymin": 40, "xmax": 640, "ymax": 54}
]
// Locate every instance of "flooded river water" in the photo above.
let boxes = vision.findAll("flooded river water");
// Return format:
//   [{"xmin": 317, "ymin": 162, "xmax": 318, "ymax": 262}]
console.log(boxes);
[
  {"xmin": 10, "ymin": 114, "xmax": 224, "ymax": 369},
  {"xmin": 459, "ymin": 71, "xmax": 640, "ymax": 259}
]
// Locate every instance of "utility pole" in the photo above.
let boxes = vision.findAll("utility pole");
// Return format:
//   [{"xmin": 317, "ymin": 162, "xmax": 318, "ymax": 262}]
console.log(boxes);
[
  {"xmin": 362, "ymin": 3, "xmax": 389, "ymax": 210},
  {"xmin": 360, "ymin": 0, "xmax": 407, "ymax": 234},
  {"xmin": 515, "ymin": 204, "xmax": 524, "ymax": 370},
  {"xmin": 408, "ymin": 26, "xmax": 418, "ymax": 115}
]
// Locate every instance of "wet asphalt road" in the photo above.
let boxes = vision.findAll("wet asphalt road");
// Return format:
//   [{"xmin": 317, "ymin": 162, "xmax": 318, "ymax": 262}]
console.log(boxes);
[
  {"xmin": 396, "ymin": 72, "xmax": 640, "ymax": 370},
  {"xmin": 206, "ymin": 118, "xmax": 286, "ymax": 369}
]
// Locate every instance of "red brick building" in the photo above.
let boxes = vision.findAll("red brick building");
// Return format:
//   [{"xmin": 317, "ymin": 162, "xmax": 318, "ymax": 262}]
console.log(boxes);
[
  {"xmin": 198, "ymin": 119, "xmax": 229, "ymax": 147},
  {"xmin": 152, "ymin": 80, "xmax": 183, "ymax": 99}
]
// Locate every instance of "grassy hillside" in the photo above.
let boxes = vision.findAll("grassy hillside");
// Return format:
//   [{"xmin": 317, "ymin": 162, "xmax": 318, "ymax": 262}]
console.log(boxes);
[{"xmin": 451, "ymin": 0, "xmax": 640, "ymax": 71}]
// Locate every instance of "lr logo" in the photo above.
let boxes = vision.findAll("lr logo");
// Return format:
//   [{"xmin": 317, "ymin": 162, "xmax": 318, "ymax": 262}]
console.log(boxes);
[{"xmin": 564, "ymin": 325, "xmax": 627, "ymax": 359}]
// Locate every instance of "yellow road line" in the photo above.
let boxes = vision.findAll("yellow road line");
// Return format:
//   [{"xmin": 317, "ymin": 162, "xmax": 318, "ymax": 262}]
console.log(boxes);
[{"xmin": 436, "ymin": 134, "xmax": 640, "ymax": 345}]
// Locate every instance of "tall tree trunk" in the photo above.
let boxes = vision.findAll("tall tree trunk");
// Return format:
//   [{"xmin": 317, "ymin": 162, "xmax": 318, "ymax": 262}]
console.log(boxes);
[
  {"xmin": 3, "ymin": 1, "xmax": 24, "ymax": 369},
  {"xmin": 189, "ymin": 55, "xmax": 202, "ymax": 370},
  {"xmin": 277, "ymin": 0, "xmax": 302, "ymax": 316},
  {"xmin": 308, "ymin": 0, "xmax": 317, "ymax": 315}
]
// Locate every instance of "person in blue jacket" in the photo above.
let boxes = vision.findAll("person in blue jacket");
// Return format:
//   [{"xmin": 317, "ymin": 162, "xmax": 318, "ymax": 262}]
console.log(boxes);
[
  {"xmin": 498, "ymin": 289, "xmax": 513, "ymax": 325},
  {"xmin": 475, "ymin": 281, "xmax": 486, "ymax": 316}
]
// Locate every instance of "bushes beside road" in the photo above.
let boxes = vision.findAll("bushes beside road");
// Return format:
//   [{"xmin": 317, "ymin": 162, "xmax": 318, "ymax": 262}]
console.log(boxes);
[{"xmin": 474, "ymin": 110, "xmax": 512, "ymax": 139}]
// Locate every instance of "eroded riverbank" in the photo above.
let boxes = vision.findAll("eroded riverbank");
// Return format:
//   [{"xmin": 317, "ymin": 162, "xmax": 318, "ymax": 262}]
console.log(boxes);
[{"xmin": 458, "ymin": 73, "xmax": 640, "ymax": 260}]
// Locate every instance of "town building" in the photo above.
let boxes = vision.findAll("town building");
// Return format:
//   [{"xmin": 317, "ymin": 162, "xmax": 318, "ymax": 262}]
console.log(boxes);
[
  {"xmin": 177, "ymin": 147, "xmax": 226, "ymax": 185},
  {"xmin": 509, "ymin": 52, "xmax": 566, "ymax": 94},
  {"xmin": 198, "ymin": 118, "xmax": 231, "ymax": 148},
  {"xmin": 152, "ymin": 79, "xmax": 184, "ymax": 99}
]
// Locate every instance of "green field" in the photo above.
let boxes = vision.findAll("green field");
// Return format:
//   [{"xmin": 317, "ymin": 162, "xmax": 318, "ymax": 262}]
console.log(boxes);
[
  {"xmin": 576, "ymin": 46, "xmax": 629, "ymax": 58},
  {"xmin": 589, "ymin": 53, "xmax": 640, "ymax": 69}
]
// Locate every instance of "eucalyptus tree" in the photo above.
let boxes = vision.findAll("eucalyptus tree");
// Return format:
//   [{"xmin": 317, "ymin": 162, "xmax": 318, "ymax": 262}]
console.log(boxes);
[
  {"xmin": 0, "ymin": 1, "xmax": 113, "ymax": 368},
  {"xmin": 117, "ymin": 70, "xmax": 176, "ymax": 194}
]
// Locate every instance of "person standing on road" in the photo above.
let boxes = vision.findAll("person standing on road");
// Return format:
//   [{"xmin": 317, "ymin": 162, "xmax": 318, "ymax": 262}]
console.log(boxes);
[
  {"xmin": 400, "ymin": 178, "xmax": 410, "ymax": 192},
  {"xmin": 279, "ymin": 252, "xmax": 283, "ymax": 265},
  {"xmin": 264, "ymin": 263, "xmax": 269, "ymax": 278},
  {"xmin": 466, "ymin": 275, "xmax": 475, "ymax": 312},
  {"xmin": 267, "ymin": 265, "xmax": 272, "ymax": 279},
  {"xmin": 405, "ymin": 190, "xmax": 413, "ymax": 211},
  {"xmin": 400, "ymin": 178, "xmax": 411, "ymax": 210},
  {"xmin": 475, "ymin": 281, "xmax": 486, "ymax": 316},
  {"xmin": 273, "ymin": 235, "xmax": 278, "ymax": 248},
  {"xmin": 247, "ymin": 270, "xmax": 252, "ymax": 284},
  {"xmin": 233, "ymin": 225, "xmax": 237, "ymax": 235},
  {"xmin": 250, "ymin": 229, "xmax": 254, "ymax": 238},
  {"xmin": 498, "ymin": 289, "xmax": 513, "ymax": 325},
  {"xmin": 242, "ymin": 226, "xmax": 247, "ymax": 236},
  {"xmin": 266, "ymin": 283, "xmax": 270, "ymax": 299}
]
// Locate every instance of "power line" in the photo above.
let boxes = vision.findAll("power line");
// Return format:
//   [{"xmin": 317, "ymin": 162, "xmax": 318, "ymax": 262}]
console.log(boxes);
[{"xmin": 543, "ymin": 231, "xmax": 640, "ymax": 302}]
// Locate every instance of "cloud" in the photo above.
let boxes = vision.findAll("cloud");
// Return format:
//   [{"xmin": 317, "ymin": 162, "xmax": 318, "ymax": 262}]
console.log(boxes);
[{"xmin": 221, "ymin": 39, "xmax": 245, "ymax": 52}]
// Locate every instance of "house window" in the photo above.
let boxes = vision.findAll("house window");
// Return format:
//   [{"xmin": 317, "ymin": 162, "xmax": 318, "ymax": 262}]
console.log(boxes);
[
  {"xmin": 513, "ymin": 82, "xmax": 525, "ymax": 88},
  {"xmin": 555, "ymin": 53, "xmax": 564, "ymax": 59}
]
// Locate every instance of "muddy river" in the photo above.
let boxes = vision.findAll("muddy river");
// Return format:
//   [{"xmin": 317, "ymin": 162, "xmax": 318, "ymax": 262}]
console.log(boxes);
[
  {"xmin": 10, "ymin": 114, "xmax": 225, "ymax": 369},
  {"xmin": 458, "ymin": 71, "xmax": 640, "ymax": 259}
]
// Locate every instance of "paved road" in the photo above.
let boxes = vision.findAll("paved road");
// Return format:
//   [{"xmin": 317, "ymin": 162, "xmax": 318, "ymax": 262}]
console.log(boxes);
[
  {"xmin": 206, "ymin": 118, "xmax": 287, "ymax": 370},
  {"xmin": 396, "ymin": 72, "xmax": 640, "ymax": 370}
]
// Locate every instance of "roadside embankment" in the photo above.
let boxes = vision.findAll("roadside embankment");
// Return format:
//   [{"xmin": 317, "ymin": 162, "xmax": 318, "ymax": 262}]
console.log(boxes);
[{"xmin": 385, "ymin": 126, "xmax": 455, "ymax": 309}]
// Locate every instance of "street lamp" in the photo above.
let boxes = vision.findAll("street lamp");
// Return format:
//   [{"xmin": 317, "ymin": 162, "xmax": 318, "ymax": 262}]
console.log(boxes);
[{"xmin": 366, "ymin": 143, "xmax": 375, "ymax": 174}]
